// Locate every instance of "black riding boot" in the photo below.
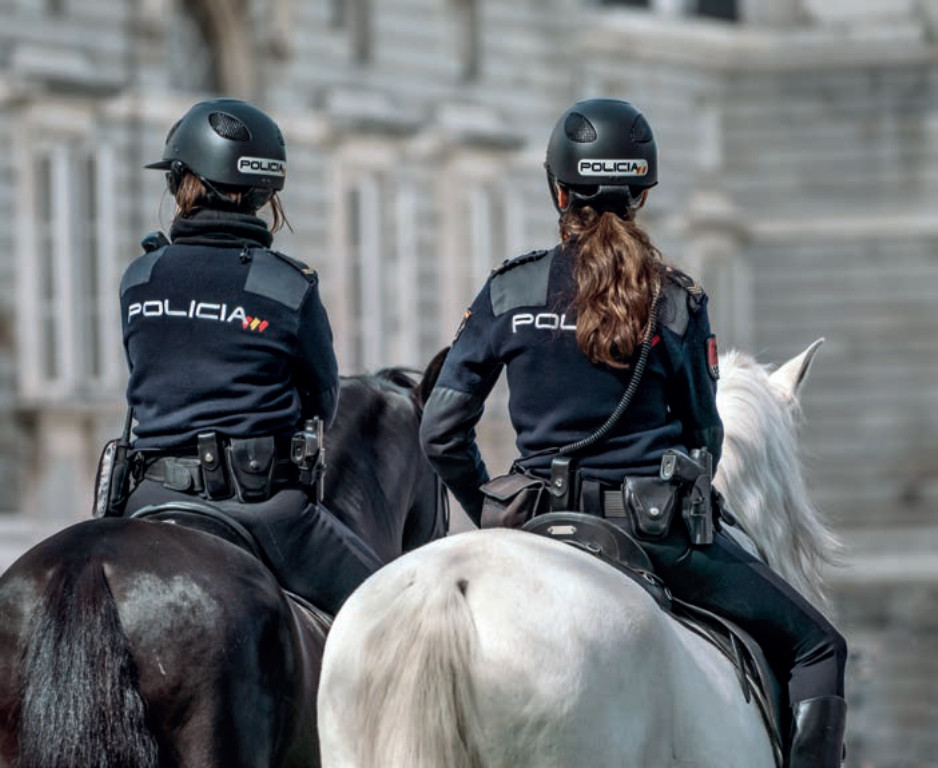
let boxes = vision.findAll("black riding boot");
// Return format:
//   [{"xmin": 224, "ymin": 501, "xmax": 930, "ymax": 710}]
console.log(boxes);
[{"xmin": 788, "ymin": 696, "xmax": 847, "ymax": 768}]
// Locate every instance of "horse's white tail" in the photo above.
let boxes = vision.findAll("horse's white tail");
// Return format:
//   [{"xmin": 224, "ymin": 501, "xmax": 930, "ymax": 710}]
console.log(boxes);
[{"xmin": 326, "ymin": 574, "xmax": 486, "ymax": 768}]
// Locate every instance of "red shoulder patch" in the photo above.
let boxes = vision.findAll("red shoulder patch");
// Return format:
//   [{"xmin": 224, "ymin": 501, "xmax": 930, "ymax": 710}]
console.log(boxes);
[
  {"xmin": 453, "ymin": 308, "xmax": 472, "ymax": 343},
  {"xmin": 707, "ymin": 335, "xmax": 720, "ymax": 380}
]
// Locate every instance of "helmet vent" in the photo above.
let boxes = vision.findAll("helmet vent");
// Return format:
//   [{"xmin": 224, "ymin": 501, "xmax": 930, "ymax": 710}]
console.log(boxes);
[
  {"xmin": 208, "ymin": 111, "xmax": 252, "ymax": 142},
  {"xmin": 565, "ymin": 112, "xmax": 598, "ymax": 143},
  {"xmin": 631, "ymin": 115, "xmax": 653, "ymax": 144}
]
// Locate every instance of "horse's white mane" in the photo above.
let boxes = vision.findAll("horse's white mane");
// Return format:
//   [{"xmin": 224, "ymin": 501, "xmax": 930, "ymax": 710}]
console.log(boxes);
[{"xmin": 715, "ymin": 340, "xmax": 842, "ymax": 612}]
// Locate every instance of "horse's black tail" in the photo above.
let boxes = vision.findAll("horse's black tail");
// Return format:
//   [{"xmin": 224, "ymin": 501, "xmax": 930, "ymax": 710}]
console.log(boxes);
[{"xmin": 15, "ymin": 559, "xmax": 159, "ymax": 768}]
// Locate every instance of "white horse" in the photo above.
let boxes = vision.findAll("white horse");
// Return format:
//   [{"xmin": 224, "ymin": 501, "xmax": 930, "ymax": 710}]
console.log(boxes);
[{"xmin": 317, "ymin": 340, "xmax": 841, "ymax": 768}]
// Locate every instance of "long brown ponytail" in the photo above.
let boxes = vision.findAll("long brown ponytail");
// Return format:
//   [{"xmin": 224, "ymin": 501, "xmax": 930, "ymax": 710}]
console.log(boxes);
[{"xmin": 560, "ymin": 205, "xmax": 662, "ymax": 368}]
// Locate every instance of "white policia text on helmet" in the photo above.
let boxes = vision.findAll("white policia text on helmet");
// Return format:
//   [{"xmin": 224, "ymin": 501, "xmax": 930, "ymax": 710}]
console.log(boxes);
[
  {"xmin": 237, "ymin": 157, "xmax": 286, "ymax": 177},
  {"xmin": 577, "ymin": 159, "xmax": 648, "ymax": 177}
]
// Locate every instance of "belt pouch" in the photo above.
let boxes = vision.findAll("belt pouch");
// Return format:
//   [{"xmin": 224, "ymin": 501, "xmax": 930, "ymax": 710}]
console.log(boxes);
[
  {"xmin": 480, "ymin": 472, "xmax": 548, "ymax": 529},
  {"xmin": 164, "ymin": 458, "xmax": 201, "ymax": 492},
  {"xmin": 549, "ymin": 455, "xmax": 580, "ymax": 512},
  {"xmin": 622, "ymin": 476, "xmax": 679, "ymax": 539},
  {"xmin": 198, "ymin": 432, "xmax": 230, "ymax": 499},
  {"xmin": 226, "ymin": 436, "xmax": 277, "ymax": 502}
]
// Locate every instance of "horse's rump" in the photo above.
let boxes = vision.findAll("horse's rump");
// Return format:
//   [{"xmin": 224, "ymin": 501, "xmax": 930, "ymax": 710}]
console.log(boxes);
[
  {"xmin": 319, "ymin": 529, "xmax": 776, "ymax": 768},
  {"xmin": 0, "ymin": 517, "xmax": 325, "ymax": 768}
]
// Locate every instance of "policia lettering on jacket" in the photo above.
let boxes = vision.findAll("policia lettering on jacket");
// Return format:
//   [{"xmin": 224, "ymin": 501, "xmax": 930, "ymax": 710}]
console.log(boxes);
[{"xmin": 126, "ymin": 299, "xmax": 265, "ymax": 328}]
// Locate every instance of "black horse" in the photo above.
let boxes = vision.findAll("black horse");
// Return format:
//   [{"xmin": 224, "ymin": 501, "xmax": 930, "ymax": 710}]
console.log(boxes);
[{"xmin": 0, "ymin": 355, "xmax": 447, "ymax": 768}]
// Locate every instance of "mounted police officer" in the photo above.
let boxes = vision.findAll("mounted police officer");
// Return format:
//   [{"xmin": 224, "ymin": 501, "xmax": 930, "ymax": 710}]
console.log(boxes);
[
  {"xmin": 113, "ymin": 98, "xmax": 381, "ymax": 615},
  {"xmin": 419, "ymin": 98, "xmax": 848, "ymax": 767}
]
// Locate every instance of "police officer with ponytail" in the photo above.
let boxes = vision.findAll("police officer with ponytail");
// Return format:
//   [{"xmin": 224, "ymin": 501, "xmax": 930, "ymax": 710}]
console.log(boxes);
[
  {"xmin": 116, "ymin": 98, "xmax": 381, "ymax": 615},
  {"xmin": 420, "ymin": 98, "xmax": 847, "ymax": 767}
]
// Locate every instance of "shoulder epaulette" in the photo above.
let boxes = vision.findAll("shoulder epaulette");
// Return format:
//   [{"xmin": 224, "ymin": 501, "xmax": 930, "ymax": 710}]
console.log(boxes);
[
  {"xmin": 491, "ymin": 249, "xmax": 550, "ymax": 278},
  {"xmin": 269, "ymin": 249, "xmax": 318, "ymax": 281},
  {"xmin": 659, "ymin": 267, "xmax": 707, "ymax": 335},
  {"xmin": 488, "ymin": 247, "xmax": 556, "ymax": 316},
  {"xmin": 665, "ymin": 266, "xmax": 704, "ymax": 296},
  {"xmin": 244, "ymin": 249, "xmax": 315, "ymax": 310}
]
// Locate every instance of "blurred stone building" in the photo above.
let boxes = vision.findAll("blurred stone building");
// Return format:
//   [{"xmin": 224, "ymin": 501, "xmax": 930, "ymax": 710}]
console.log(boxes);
[{"xmin": 0, "ymin": 0, "xmax": 936, "ymax": 764}]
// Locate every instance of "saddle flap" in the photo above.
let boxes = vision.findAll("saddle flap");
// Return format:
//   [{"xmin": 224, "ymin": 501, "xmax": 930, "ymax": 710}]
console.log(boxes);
[{"xmin": 671, "ymin": 597, "xmax": 786, "ymax": 766}]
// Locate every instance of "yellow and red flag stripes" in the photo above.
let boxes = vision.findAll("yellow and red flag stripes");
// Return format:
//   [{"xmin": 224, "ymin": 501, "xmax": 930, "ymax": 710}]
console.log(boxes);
[{"xmin": 242, "ymin": 316, "xmax": 269, "ymax": 332}]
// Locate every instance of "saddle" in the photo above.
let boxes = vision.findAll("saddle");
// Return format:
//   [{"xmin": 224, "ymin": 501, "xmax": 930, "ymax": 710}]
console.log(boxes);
[
  {"xmin": 522, "ymin": 512, "xmax": 786, "ymax": 768},
  {"xmin": 129, "ymin": 501, "xmax": 333, "ymax": 629}
]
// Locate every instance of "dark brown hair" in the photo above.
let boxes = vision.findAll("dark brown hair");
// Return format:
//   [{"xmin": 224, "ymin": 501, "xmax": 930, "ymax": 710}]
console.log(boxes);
[
  {"xmin": 560, "ymin": 205, "xmax": 662, "ymax": 368},
  {"xmin": 174, "ymin": 173, "xmax": 289, "ymax": 232}
]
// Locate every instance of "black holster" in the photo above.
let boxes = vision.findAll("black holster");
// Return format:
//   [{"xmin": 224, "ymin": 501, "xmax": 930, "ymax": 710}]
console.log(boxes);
[
  {"xmin": 621, "ymin": 448, "xmax": 715, "ymax": 545},
  {"xmin": 290, "ymin": 418, "xmax": 325, "ymax": 503},
  {"xmin": 660, "ymin": 448, "xmax": 715, "ymax": 545}
]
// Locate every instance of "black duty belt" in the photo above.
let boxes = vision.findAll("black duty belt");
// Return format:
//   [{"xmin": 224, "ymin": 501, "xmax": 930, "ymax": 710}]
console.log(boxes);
[{"xmin": 144, "ymin": 456, "xmax": 299, "ymax": 497}]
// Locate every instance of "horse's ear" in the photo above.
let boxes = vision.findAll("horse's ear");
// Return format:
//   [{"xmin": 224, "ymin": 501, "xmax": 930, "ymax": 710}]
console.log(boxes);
[
  {"xmin": 769, "ymin": 338, "xmax": 824, "ymax": 404},
  {"xmin": 413, "ymin": 347, "xmax": 450, "ymax": 411}
]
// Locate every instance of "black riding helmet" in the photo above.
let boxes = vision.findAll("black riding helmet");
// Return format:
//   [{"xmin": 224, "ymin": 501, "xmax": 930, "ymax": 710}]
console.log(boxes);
[
  {"xmin": 146, "ymin": 98, "xmax": 287, "ymax": 210},
  {"xmin": 545, "ymin": 98, "xmax": 657, "ymax": 215}
]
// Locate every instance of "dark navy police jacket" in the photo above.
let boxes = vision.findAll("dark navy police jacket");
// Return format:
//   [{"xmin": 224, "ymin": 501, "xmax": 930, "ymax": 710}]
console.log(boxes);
[
  {"xmin": 120, "ymin": 209, "xmax": 339, "ymax": 451},
  {"xmin": 419, "ymin": 244, "xmax": 723, "ymax": 525}
]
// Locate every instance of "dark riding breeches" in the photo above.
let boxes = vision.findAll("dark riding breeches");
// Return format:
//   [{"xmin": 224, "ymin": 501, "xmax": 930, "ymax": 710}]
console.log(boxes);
[
  {"xmin": 637, "ymin": 526, "xmax": 846, "ymax": 703},
  {"xmin": 125, "ymin": 480, "xmax": 383, "ymax": 615}
]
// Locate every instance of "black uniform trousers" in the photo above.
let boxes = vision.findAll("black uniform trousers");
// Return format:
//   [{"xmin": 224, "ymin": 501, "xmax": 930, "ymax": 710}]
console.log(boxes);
[
  {"xmin": 635, "ymin": 521, "xmax": 847, "ymax": 705},
  {"xmin": 124, "ymin": 480, "xmax": 383, "ymax": 616}
]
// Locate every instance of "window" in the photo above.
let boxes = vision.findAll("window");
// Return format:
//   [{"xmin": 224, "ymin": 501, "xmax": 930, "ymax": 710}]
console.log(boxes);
[
  {"xmin": 464, "ymin": 182, "xmax": 505, "ymax": 290},
  {"xmin": 694, "ymin": 0, "xmax": 737, "ymax": 21},
  {"xmin": 344, "ymin": 174, "xmax": 389, "ymax": 372},
  {"xmin": 19, "ymin": 139, "xmax": 120, "ymax": 399},
  {"xmin": 339, "ymin": 168, "xmax": 420, "ymax": 371},
  {"xmin": 347, "ymin": 0, "xmax": 373, "ymax": 64},
  {"xmin": 331, "ymin": 0, "xmax": 347, "ymax": 28},
  {"xmin": 598, "ymin": 0, "xmax": 738, "ymax": 20},
  {"xmin": 454, "ymin": 0, "xmax": 481, "ymax": 82},
  {"xmin": 597, "ymin": 0, "xmax": 650, "ymax": 7},
  {"xmin": 168, "ymin": 0, "xmax": 221, "ymax": 93}
]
